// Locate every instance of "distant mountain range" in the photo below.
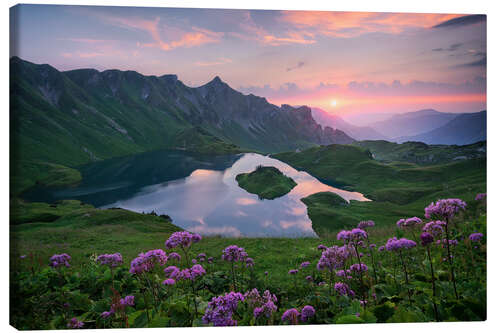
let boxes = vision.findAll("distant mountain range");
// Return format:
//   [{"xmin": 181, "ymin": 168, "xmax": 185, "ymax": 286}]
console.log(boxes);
[
  {"xmin": 370, "ymin": 109, "xmax": 459, "ymax": 138},
  {"xmin": 311, "ymin": 107, "xmax": 387, "ymax": 141},
  {"xmin": 395, "ymin": 111, "xmax": 486, "ymax": 145},
  {"xmin": 10, "ymin": 56, "xmax": 354, "ymax": 170},
  {"xmin": 313, "ymin": 107, "xmax": 486, "ymax": 146}
]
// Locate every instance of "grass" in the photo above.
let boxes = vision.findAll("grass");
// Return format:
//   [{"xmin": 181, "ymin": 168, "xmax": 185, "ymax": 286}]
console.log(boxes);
[
  {"xmin": 236, "ymin": 165, "xmax": 297, "ymax": 200},
  {"xmin": 10, "ymin": 161, "xmax": 82, "ymax": 196},
  {"xmin": 273, "ymin": 144, "xmax": 486, "ymax": 236},
  {"xmin": 10, "ymin": 200, "xmax": 321, "ymax": 286},
  {"xmin": 352, "ymin": 140, "xmax": 486, "ymax": 165}
]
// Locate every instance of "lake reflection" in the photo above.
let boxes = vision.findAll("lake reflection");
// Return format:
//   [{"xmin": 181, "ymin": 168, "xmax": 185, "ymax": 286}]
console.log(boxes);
[{"xmin": 98, "ymin": 153, "xmax": 370, "ymax": 237}]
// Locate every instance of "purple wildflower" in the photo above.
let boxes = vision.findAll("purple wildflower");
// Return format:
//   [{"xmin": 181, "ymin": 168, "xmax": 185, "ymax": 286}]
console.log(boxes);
[
  {"xmin": 67, "ymin": 318, "xmax": 84, "ymax": 329},
  {"xmin": 97, "ymin": 253, "xmax": 123, "ymax": 268},
  {"xmin": 350, "ymin": 263, "xmax": 368, "ymax": 273},
  {"xmin": 101, "ymin": 311, "xmax": 114, "ymax": 319},
  {"xmin": 167, "ymin": 252, "xmax": 181, "ymax": 262},
  {"xmin": 49, "ymin": 253, "xmax": 71, "ymax": 268},
  {"xmin": 165, "ymin": 231, "xmax": 202, "ymax": 249},
  {"xmin": 317, "ymin": 245, "xmax": 350, "ymax": 272},
  {"xmin": 425, "ymin": 198, "xmax": 467, "ymax": 220},
  {"xmin": 222, "ymin": 245, "xmax": 247, "ymax": 262},
  {"xmin": 162, "ymin": 278, "xmax": 176, "ymax": 285},
  {"xmin": 300, "ymin": 261, "xmax": 310, "ymax": 269},
  {"xmin": 164, "ymin": 265, "xmax": 180, "ymax": 280},
  {"xmin": 301, "ymin": 305, "xmax": 315, "ymax": 322},
  {"xmin": 120, "ymin": 295, "xmax": 135, "ymax": 307},
  {"xmin": 317, "ymin": 244, "xmax": 327, "ymax": 251},
  {"xmin": 129, "ymin": 249, "xmax": 167, "ymax": 274},
  {"xmin": 423, "ymin": 221, "xmax": 446, "ymax": 237},
  {"xmin": 397, "ymin": 217, "xmax": 423, "ymax": 228},
  {"xmin": 420, "ymin": 232, "xmax": 434, "ymax": 246},
  {"xmin": 337, "ymin": 230, "xmax": 351, "ymax": 241},
  {"xmin": 475, "ymin": 193, "xmax": 486, "ymax": 201},
  {"xmin": 334, "ymin": 282, "xmax": 350, "ymax": 296},
  {"xmin": 469, "ymin": 233, "xmax": 484, "ymax": 242},
  {"xmin": 350, "ymin": 228, "xmax": 368, "ymax": 240},
  {"xmin": 358, "ymin": 220, "xmax": 375, "ymax": 229},
  {"xmin": 282, "ymin": 308, "xmax": 300, "ymax": 325},
  {"xmin": 245, "ymin": 257, "xmax": 255, "ymax": 268},
  {"xmin": 305, "ymin": 275, "xmax": 313, "ymax": 282},
  {"xmin": 197, "ymin": 253, "xmax": 207, "ymax": 262},
  {"xmin": 288, "ymin": 269, "xmax": 298, "ymax": 275},
  {"xmin": 202, "ymin": 292, "xmax": 244, "ymax": 326}
]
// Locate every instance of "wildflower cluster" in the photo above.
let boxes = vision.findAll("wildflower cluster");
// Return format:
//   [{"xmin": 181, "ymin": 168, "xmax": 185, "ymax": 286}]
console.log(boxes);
[
  {"xmin": 202, "ymin": 292, "xmax": 245, "ymax": 326},
  {"xmin": 129, "ymin": 249, "xmax": 167, "ymax": 274},
  {"xmin": 424, "ymin": 198, "xmax": 467, "ymax": 220},
  {"xmin": 165, "ymin": 231, "xmax": 202, "ymax": 249},
  {"xmin": 281, "ymin": 305, "xmax": 316, "ymax": 324},
  {"xmin": 397, "ymin": 217, "xmax": 423, "ymax": 228},
  {"xmin": 49, "ymin": 253, "xmax": 71, "ymax": 268},
  {"xmin": 244, "ymin": 289, "xmax": 278, "ymax": 319},
  {"xmin": 96, "ymin": 253, "xmax": 123, "ymax": 268}
]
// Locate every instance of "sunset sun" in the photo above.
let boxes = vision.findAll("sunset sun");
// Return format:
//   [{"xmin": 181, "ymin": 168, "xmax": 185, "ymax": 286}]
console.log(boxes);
[{"xmin": 330, "ymin": 100, "xmax": 337, "ymax": 107}]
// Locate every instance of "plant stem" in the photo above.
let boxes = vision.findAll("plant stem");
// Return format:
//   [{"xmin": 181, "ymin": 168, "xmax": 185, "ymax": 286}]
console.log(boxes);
[
  {"xmin": 444, "ymin": 219, "xmax": 459, "ymax": 299},
  {"xmin": 426, "ymin": 246, "xmax": 440, "ymax": 321},
  {"xmin": 398, "ymin": 250, "xmax": 412, "ymax": 303}
]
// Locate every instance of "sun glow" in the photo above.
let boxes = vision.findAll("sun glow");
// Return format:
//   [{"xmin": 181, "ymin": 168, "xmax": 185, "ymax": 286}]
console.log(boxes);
[{"xmin": 330, "ymin": 100, "xmax": 337, "ymax": 107}]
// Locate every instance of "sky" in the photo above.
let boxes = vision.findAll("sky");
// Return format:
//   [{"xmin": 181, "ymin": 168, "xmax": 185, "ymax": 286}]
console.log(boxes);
[{"xmin": 10, "ymin": 5, "xmax": 486, "ymax": 119}]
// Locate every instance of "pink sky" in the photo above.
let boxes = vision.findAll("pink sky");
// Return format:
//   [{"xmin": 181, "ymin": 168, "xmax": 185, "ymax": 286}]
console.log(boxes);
[{"xmin": 11, "ymin": 6, "xmax": 486, "ymax": 116}]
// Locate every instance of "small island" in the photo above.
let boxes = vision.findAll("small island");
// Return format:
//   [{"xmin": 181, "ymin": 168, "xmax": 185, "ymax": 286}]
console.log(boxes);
[{"xmin": 235, "ymin": 165, "xmax": 297, "ymax": 200}]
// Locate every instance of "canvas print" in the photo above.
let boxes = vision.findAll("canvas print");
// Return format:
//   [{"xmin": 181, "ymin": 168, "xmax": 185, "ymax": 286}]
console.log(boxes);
[{"xmin": 9, "ymin": 4, "xmax": 486, "ymax": 329}]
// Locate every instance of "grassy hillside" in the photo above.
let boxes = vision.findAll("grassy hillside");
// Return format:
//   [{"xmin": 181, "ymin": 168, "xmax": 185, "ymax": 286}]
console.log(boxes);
[
  {"xmin": 236, "ymin": 166, "xmax": 297, "ymax": 199},
  {"xmin": 353, "ymin": 140, "xmax": 486, "ymax": 165},
  {"xmin": 273, "ymin": 144, "xmax": 486, "ymax": 235}
]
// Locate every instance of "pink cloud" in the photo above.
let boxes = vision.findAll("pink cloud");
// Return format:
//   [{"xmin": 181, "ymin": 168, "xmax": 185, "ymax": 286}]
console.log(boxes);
[
  {"xmin": 101, "ymin": 15, "xmax": 222, "ymax": 51},
  {"xmin": 232, "ymin": 12, "xmax": 316, "ymax": 46},
  {"xmin": 195, "ymin": 57, "xmax": 232, "ymax": 67},
  {"xmin": 279, "ymin": 11, "xmax": 466, "ymax": 38}
]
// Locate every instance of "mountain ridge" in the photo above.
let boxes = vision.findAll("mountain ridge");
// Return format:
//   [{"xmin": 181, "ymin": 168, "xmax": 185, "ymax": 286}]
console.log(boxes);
[
  {"xmin": 395, "ymin": 111, "xmax": 486, "ymax": 145},
  {"xmin": 10, "ymin": 56, "xmax": 354, "ymax": 192}
]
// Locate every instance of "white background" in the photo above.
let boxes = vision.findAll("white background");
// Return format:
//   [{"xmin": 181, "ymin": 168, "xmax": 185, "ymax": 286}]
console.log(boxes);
[{"xmin": 1, "ymin": 0, "xmax": 498, "ymax": 332}]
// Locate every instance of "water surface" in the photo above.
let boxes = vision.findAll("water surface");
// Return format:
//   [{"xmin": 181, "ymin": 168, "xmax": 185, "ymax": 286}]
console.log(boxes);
[{"xmin": 24, "ymin": 150, "xmax": 370, "ymax": 237}]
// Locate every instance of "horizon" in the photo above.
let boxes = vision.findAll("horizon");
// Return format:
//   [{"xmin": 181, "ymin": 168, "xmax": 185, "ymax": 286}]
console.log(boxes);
[{"xmin": 10, "ymin": 5, "xmax": 486, "ymax": 117}]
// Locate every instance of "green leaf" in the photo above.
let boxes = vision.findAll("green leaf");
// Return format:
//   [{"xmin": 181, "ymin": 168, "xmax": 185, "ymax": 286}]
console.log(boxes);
[
  {"xmin": 129, "ymin": 310, "xmax": 149, "ymax": 328},
  {"xmin": 336, "ymin": 315, "xmax": 365, "ymax": 324}
]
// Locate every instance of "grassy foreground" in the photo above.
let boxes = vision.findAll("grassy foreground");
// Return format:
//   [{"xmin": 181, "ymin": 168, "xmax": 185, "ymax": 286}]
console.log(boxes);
[
  {"xmin": 236, "ymin": 165, "xmax": 297, "ymax": 200},
  {"xmin": 10, "ymin": 198, "xmax": 486, "ymax": 329}
]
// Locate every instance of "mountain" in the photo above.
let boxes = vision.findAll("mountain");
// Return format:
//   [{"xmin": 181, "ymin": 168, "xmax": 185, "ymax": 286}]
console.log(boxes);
[
  {"xmin": 311, "ymin": 107, "xmax": 387, "ymax": 140},
  {"xmin": 370, "ymin": 109, "xmax": 460, "ymax": 139},
  {"xmin": 395, "ymin": 111, "xmax": 486, "ymax": 145},
  {"xmin": 10, "ymin": 57, "xmax": 354, "ymax": 164},
  {"xmin": 10, "ymin": 57, "xmax": 354, "ymax": 191}
]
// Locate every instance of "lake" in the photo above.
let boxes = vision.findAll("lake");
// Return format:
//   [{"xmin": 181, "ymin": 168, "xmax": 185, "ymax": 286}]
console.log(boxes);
[{"xmin": 23, "ymin": 150, "xmax": 370, "ymax": 237}]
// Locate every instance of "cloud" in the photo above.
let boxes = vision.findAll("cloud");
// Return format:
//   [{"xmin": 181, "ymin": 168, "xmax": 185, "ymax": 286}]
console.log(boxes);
[
  {"xmin": 58, "ymin": 38, "xmax": 117, "ymax": 44},
  {"xmin": 240, "ymin": 77, "xmax": 486, "ymax": 102},
  {"xmin": 99, "ymin": 15, "xmax": 222, "ymax": 51},
  {"xmin": 286, "ymin": 61, "xmax": 305, "ymax": 72},
  {"xmin": 230, "ymin": 11, "xmax": 316, "ymax": 45},
  {"xmin": 454, "ymin": 56, "xmax": 486, "ymax": 68},
  {"xmin": 278, "ymin": 11, "xmax": 465, "ymax": 38},
  {"xmin": 61, "ymin": 51, "xmax": 105, "ymax": 58},
  {"xmin": 432, "ymin": 43, "xmax": 463, "ymax": 52},
  {"xmin": 433, "ymin": 14, "xmax": 486, "ymax": 28},
  {"xmin": 195, "ymin": 57, "xmax": 232, "ymax": 67}
]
